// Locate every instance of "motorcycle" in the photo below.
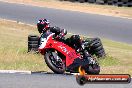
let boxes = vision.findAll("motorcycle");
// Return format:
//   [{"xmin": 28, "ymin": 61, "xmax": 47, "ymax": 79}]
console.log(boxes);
[{"xmin": 38, "ymin": 32, "xmax": 100, "ymax": 74}]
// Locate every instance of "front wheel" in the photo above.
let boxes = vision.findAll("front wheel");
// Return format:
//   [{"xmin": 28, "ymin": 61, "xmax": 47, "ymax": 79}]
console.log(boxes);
[{"xmin": 44, "ymin": 51, "xmax": 65, "ymax": 74}]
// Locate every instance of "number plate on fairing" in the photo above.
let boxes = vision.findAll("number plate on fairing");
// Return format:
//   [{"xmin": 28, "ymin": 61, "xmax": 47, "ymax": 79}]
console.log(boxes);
[{"xmin": 58, "ymin": 45, "xmax": 77, "ymax": 59}]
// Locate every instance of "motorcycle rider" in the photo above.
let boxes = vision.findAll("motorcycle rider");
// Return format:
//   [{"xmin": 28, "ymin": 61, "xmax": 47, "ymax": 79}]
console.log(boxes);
[
  {"xmin": 37, "ymin": 18, "xmax": 67, "ymax": 50},
  {"xmin": 66, "ymin": 35, "xmax": 83, "ymax": 51}
]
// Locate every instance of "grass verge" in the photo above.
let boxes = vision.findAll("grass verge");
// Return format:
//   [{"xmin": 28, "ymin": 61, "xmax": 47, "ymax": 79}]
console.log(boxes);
[
  {"xmin": 0, "ymin": 19, "xmax": 132, "ymax": 75},
  {"xmin": 0, "ymin": 19, "xmax": 50, "ymax": 72}
]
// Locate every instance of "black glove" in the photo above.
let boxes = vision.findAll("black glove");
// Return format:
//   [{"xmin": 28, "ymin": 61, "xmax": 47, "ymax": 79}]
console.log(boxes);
[{"xmin": 55, "ymin": 33, "xmax": 63, "ymax": 40}]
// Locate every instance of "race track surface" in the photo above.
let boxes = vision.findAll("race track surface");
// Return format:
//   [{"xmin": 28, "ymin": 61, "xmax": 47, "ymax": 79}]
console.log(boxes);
[
  {"xmin": 0, "ymin": 73, "xmax": 131, "ymax": 88},
  {"xmin": 0, "ymin": 1, "xmax": 132, "ymax": 43},
  {"xmin": 0, "ymin": 2, "xmax": 132, "ymax": 88}
]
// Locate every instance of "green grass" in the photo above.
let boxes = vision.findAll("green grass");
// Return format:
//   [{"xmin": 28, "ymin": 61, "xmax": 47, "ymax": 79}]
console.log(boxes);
[
  {"xmin": 98, "ymin": 56, "xmax": 120, "ymax": 66},
  {"xmin": 102, "ymin": 39, "xmax": 132, "ymax": 65},
  {"xmin": 100, "ymin": 39, "xmax": 132, "ymax": 74},
  {"xmin": 0, "ymin": 19, "xmax": 49, "ymax": 72},
  {"xmin": 0, "ymin": 19, "xmax": 132, "ymax": 75}
]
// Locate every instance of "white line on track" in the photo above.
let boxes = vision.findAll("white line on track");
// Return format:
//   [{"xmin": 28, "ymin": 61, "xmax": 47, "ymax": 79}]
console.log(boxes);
[{"xmin": 0, "ymin": 70, "xmax": 31, "ymax": 74}]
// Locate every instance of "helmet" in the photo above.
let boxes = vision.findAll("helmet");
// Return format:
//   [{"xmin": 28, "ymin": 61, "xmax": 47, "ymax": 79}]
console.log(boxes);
[{"xmin": 37, "ymin": 19, "xmax": 50, "ymax": 33}]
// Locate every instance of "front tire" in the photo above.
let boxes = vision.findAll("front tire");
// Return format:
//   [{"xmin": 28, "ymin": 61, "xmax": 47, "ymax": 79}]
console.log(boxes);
[{"xmin": 44, "ymin": 52, "xmax": 65, "ymax": 74}]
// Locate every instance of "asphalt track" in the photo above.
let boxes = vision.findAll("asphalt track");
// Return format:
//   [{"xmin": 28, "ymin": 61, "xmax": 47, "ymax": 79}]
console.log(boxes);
[
  {"xmin": 0, "ymin": 73, "xmax": 131, "ymax": 88},
  {"xmin": 0, "ymin": 1, "xmax": 132, "ymax": 88},
  {"xmin": 0, "ymin": 1, "xmax": 132, "ymax": 43}
]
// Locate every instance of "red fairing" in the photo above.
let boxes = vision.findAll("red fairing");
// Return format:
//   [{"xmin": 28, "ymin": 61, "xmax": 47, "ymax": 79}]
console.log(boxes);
[{"xmin": 39, "ymin": 33, "xmax": 80, "ymax": 67}]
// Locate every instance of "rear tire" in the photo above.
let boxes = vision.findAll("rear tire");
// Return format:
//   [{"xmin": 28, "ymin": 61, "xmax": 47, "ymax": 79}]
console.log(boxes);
[{"xmin": 86, "ymin": 64, "xmax": 100, "ymax": 74}]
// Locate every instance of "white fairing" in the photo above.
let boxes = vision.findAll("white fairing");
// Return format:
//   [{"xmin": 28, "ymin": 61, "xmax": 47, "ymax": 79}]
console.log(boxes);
[{"xmin": 39, "ymin": 33, "xmax": 55, "ymax": 49}]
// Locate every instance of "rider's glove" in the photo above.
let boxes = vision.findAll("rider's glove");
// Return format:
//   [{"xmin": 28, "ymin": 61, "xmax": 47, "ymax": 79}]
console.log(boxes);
[{"xmin": 56, "ymin": 33, "xmax": 64, "ymax": 40}]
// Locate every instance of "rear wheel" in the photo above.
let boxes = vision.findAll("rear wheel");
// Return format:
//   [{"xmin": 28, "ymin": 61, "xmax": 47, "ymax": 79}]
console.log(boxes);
[
  {"xmin": 44, "ymin": 51, "xmax": 65, "ymax": 74},
  {"xmin": 86, "ymin": 64, "xmax": 100, "ymax": 74}
]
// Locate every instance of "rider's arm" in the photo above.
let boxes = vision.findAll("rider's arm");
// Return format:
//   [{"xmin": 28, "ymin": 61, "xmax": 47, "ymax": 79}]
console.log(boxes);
[
  {"xmin": 49, "ymin": 27, "xmax": 60, "ymax": 35},
  {"xmin": 49, "ymin": 27, "xmax": 67, "ymax": 36}
]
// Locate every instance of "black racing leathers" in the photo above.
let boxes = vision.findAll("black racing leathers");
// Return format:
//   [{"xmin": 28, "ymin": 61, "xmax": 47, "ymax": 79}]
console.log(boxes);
[{"xmin": 39, "ymin": 26, "xmax": 67, "ymax": 37}]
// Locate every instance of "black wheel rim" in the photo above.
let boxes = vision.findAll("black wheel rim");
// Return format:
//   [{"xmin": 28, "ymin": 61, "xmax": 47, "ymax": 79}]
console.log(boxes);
[{"xmin": 49, "ymin": 54, "xmax": 64, "ymax": 70}]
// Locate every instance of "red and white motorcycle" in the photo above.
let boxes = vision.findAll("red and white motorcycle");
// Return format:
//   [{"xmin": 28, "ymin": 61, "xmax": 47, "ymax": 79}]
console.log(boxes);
[{"xmin": 37, "ymin": 32, "xmax": 100, "ymax": 74}]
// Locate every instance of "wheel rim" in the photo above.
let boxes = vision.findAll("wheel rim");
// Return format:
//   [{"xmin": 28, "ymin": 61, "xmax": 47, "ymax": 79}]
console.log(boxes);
[{"xmin": 49, "ymin": 54, "xmax": 64, "ymax": 70}]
